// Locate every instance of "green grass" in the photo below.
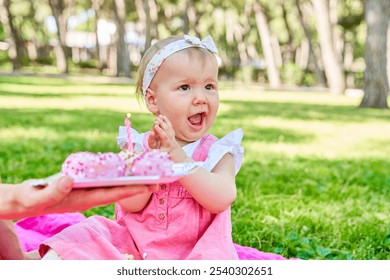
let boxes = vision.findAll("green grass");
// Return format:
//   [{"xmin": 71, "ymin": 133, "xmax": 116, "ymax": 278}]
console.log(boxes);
[{"xmin": 1, "ymin": 74, "xmax": 389, "ymax": 260}]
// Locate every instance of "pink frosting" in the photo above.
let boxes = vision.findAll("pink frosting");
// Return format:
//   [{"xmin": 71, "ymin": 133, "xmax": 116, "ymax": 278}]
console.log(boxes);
[
  {"xmin": 118, "ymin": 150, "xmax": 142, "ymax": 176},
  {"xmin": 61, "ymin": 152, "xmax": 126, "ymax": 179},
  {"xmin": 130, "ymin": 150, "xmax": 174, "ymax": 176}
]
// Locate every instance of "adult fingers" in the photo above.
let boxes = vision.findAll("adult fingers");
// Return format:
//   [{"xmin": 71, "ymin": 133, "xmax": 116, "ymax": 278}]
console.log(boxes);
[
  {"xmin": 43, "ymin": 176, "xmax": 74, "ymax": 203},
  {"xmin": 16, "ymin": 176, "xmax": 73, "ymax": 213}
]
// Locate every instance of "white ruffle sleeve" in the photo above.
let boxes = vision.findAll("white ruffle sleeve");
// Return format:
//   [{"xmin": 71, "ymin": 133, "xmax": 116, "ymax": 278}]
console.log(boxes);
[{"xmin": 203, "ymin": 128, "xmax": 244, "ymax": 175}]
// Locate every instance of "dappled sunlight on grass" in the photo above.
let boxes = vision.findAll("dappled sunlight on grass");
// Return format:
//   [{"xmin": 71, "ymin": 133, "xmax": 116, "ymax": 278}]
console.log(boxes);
[
  {"xmin": 0, "ymin": 127, "xmax": 121, "ymax": 144},
  {"xmin": 220, "ymin": 88, "xmax": 361, "ymax": 106},
  {"xmin": 0, "ymin": 83, "xmax": 135, "ymax": 97},
  {"xmin": 0, "ymin": 127, "xmax": 59, "ymax": 141},
  {"xmin": 235, "ymin": 115, "xmax": 390, "ymax": 160},
  {"xmin": 0, "ymin": 96, "xmax": 149, "ymax": 112}
]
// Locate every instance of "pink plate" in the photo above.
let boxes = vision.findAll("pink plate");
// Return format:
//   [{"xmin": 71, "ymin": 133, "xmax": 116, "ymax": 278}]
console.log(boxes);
[
  {"xmin": 29, "ymin": 162, "xmax": 203, "ymax": 189},
  {"xmin": 73, "ymin": 175, "xmax": 182, "ymax": 188}
]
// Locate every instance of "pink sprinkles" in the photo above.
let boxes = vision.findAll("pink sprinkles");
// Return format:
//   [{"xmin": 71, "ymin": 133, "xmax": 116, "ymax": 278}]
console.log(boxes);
[
  {"xmin": 130, "ymin": 150, "xmax": 174, "ymax": 176},
  {"xmin": 61, "ymin": 152, "xmax": 126, "ymax": 179}
]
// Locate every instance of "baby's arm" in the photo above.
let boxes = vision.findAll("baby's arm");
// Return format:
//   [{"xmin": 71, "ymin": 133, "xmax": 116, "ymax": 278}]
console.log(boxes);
[
  {"xmin": 181, "ymin": 153, "xmax": 236, "ymax": 213},
  {"xmin": 118, "ymin": 192, "xmax": 152, "ymax": 213},
  {"xmin": 152, "ymin": 115, "xmax": 237, "ymax": 213}
]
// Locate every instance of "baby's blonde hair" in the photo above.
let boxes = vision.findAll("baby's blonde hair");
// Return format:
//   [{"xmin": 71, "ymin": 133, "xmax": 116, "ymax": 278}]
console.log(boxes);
[{"xmin": 135, "ymin": 35, "xmax": 216, "ymax": 100}]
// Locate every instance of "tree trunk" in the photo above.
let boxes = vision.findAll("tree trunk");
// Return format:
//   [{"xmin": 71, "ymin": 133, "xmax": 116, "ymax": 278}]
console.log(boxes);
[
  {"xmin": 281, "ymin": 1, "xmax": 295, "ymax": 63},
  {"xmin": 27, "ymin": 1, "xmax": 41, "ymax": 61},
  {"xmin": 359, "ymin": 0, "xmax": 389, "ymax": 109},
  {"xmin": 312, "ymin": 0, "xmax": 345, "ymax": 94},
  {"xmin": 253, "ymin": 0, "xmax": 281, "ymax": 88},
  {"xmin": 48, "ymin": 0, "xmax": 68, "ymax": 73},
  {"xmin": 135, "ymin": 0, "xmax": 150, "ymax": 54},
  {"xmin": 142, "ymin": 0, "xmax": 153, "ymax": 51},
  {"xmin": 137, "ymin": 0, "xmax": 158, "ymax": 52},
  {"xmin": 232, "ymin": 18, "xmax": 248, "ymax": 65},
  {"xmin": 0, "ymin": 0, "xmax": 22, "ymax": 70},
  {"xmin": 92, "ymin": 0, "xmax": 103, "ymax": 72},
  {"xmin": 148, "ymin": 0, "xmax": 159, "ymax": 39},
  {"xmin": 295, "ymin": 0, "xmax": 326, "ymax": 86},
  {"xmin": 113, "ymin": 0, "xmax": 131, "ymax": 77}
]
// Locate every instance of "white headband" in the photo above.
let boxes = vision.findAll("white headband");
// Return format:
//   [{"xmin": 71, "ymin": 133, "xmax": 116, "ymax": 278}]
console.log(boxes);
[{"xmin": 142, "ymin": 35, "xmax": 218, "ymax": 95}]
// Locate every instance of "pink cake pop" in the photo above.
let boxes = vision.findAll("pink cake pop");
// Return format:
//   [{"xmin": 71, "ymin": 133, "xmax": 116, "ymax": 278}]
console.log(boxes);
[
  {"xmin": 61, "ymin": 152, "xmax": 126, "ymax": 179},
  {"xmin": 130, "ymin": 150, "xmax": 174, "ymax": 177}
]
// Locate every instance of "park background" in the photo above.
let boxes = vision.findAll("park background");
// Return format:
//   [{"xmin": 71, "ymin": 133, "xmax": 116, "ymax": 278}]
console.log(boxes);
[{"xmin": 0, "ymin": 0, "xmax": 389, "ymax": 259}]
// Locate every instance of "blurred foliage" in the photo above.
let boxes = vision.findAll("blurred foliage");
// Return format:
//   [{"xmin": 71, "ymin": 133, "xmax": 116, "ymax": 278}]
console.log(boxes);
[
  {"xmin": 280, "ymin": 63, "xmax": 305, "ymax": 86},
  {"xmin": 0, "ymin": 24, "xmax": 5, "ymax": 40},
  {"xmin": 0, "ymin": 0, "xmax": 369, "ymax": 88}
]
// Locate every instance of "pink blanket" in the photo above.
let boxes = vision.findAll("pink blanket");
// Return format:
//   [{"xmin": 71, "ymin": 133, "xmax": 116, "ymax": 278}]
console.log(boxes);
[{"xmin": 15, "ymin": 213, "xmax": 290, "ymax": 260}]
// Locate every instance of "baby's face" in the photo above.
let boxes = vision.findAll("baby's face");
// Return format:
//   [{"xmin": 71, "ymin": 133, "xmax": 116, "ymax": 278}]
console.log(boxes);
[{"xmin": 149, "ymin": 49, "xmax": 219, "ymax": 145}]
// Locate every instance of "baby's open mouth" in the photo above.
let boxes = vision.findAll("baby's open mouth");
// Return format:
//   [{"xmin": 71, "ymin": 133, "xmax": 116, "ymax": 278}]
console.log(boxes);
[{"xmin": 188, "ymin": 112, "xmax": 205, "ymax": 126}]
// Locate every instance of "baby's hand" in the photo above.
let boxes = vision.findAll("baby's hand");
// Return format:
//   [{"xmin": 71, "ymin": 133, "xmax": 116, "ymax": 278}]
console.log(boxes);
[
  {"xmin": 148, "ymin": 128, "xmax": 161, "ymax": 150},
  {"xmin": 148, "ymin": 115, "xmax": 182, "ymax": 157}
]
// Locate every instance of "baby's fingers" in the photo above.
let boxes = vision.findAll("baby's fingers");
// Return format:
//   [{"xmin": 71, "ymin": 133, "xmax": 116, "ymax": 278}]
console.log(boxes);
[
  {"xmin": 156, "ymin": 115, "xmax": 173, "ymax": 131},
  {"xmin": 156, "ymin": 116, "xmax": 175, "ymax": 138},
  {"xmin": 153, "ymin": 123, "xmax": 167, "ymax": 140},
  {"xmin": 148, "ymin": 130, "xmax": 160, "ymax": 149},
  {"xmin": 161, "ymin": 115, "xmax": 174, "ymax": 130},
  {"xmin": 153, "ymin": 124, "xmax": 173, "ymax": 147}
]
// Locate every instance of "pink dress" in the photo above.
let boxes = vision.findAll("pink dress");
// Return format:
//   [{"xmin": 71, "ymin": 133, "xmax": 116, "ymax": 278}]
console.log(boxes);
[{"xmin": 40, "ymin": 129, "xmax": 244, "ymax": 260}]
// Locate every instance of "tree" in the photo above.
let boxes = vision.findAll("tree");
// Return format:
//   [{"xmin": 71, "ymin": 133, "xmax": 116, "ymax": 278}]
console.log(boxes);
[
  {"xmin": 295, "ymin": 0, "xmax": 326, "ymax": 86},
  {"xmin": 112, "ymin": 0, "xmax": 131, "ymax": 77},
  {"xmin": 183, "ymin": 0, "xmax": 196, "ymax": 35},
  {"xmin": 0, "ymin": 0, "xmax": 23, "ymax": 70},
  {"xmin": 253, "ymin": 0, "xmax": 281, "ymax": 88},
  {"xmin": 312, "ymin": 0, "xmax": 345, "ymax": 94},
  {"xmin": 92, "ymin": 0, "xmax": 103, "ymax": 71},
  {"xmin": 48, "ymin": 0, "xmax": 69, "ymax": 73},
  {"xmin": 359, "ymin": 0, "xmax": 389, "ymax": 109}
]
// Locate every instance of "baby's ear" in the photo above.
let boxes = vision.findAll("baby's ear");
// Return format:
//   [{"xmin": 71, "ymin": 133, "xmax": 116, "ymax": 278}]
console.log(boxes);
[{"xmin": 145, "ymin": 88, "xmax": 159, "ymax": 114}]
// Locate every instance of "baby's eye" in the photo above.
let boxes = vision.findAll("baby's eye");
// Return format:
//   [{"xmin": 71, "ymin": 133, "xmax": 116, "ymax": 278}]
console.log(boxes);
[
  {"xmin": 205, "ymin": 84, "xmax": 214, "ymax": 90},
  {"xmin": 179, "ymin": 84, "xmax": 190, "ymax": 91}
]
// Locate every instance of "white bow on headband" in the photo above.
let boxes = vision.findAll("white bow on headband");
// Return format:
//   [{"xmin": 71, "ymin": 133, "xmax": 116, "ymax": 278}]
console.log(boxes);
[
  {"xmin": 142, "ymin": 35, "xmax": 219, "ymax": 95},
  {"xmin": 183, "ymin": 35, "xmax": 219, "ymax": 54}
]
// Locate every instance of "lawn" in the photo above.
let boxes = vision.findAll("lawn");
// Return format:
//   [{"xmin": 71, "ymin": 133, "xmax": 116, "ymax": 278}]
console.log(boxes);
[{"xmin": 0, "ymin": 74, "xmax": 389, "ymax": 260}]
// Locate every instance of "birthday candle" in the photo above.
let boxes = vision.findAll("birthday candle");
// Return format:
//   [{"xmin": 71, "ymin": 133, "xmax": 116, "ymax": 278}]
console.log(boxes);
[{"xmin": 125, "ymin": 113, "xmax": 133, "ymax": 151}]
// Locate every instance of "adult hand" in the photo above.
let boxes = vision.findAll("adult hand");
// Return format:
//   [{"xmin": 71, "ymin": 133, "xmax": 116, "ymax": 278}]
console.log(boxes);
[{"xmin": 0, "ymin": 175, "xmax": 158, "ymax": 220}]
